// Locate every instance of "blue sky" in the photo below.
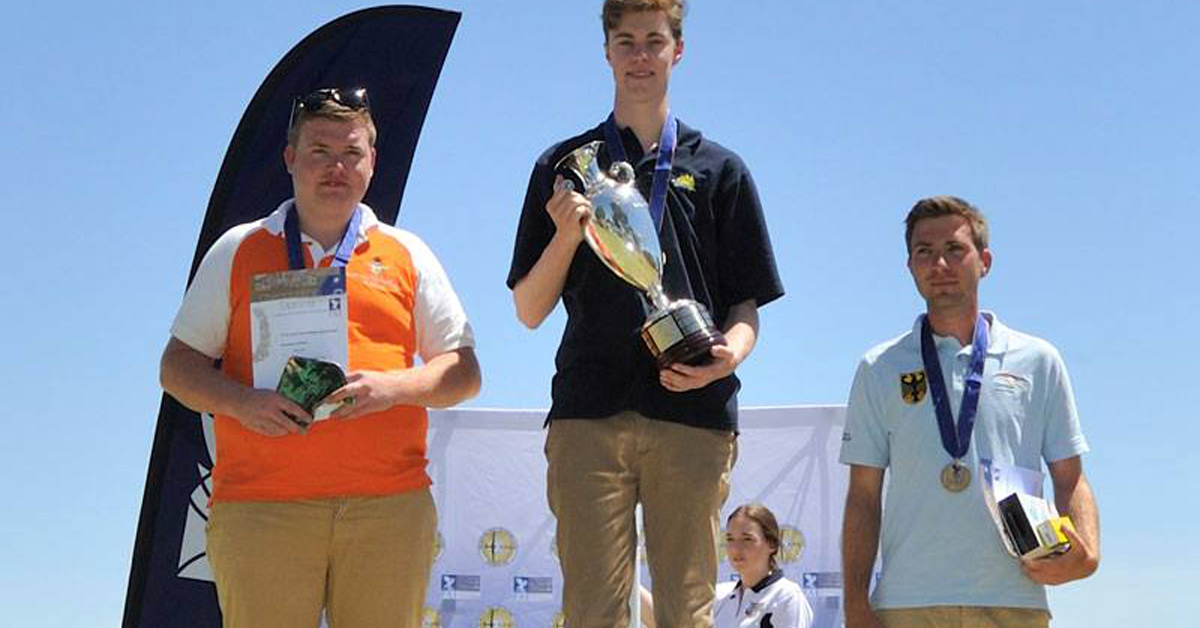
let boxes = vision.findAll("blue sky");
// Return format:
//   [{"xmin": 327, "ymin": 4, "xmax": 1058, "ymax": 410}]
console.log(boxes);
[{"xmin": 1, "ymin": 1, "xmax": 1196, "ymax": 627}]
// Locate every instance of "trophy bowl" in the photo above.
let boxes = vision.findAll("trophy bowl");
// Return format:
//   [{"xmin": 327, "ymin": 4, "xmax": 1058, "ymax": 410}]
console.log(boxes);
[{"xmin": 557, "ymin": 141, "xmax": 726, "ymax": 369}]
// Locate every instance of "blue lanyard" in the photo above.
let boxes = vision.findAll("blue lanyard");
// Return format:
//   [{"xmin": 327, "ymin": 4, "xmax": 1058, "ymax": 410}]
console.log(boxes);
[
  {"xmin": 603, "ymin": 111, "xmax": 677, "ymax": 232},
  {"xmin": 284, "ymin": 203, "xmax": 362, "ymax": 270},
  {"xmin": 920, "ymin": 313, "xmax": 989, "ymax": 460}
]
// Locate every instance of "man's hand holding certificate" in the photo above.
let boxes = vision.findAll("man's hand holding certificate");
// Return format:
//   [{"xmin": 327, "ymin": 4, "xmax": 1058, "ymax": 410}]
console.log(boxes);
[{"xmin": 1021, "ymin": 522, "xmax": 1098, "ymax": 585}]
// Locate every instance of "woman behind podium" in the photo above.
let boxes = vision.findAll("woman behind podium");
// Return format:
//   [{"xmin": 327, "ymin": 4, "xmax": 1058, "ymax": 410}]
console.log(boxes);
[{"xmin": 641, "ymin": 504, "xmax": 814, "ymax": 628}]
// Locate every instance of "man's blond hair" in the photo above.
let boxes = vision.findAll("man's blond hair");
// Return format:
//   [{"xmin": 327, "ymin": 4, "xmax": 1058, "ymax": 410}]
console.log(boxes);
[
  {"xmin": 287, "ymin": 101, "xmax": 377, "ymax": 147},
  {"xmin": 601, "ymin": 0, "xmax": 686, "ymax": 42}
]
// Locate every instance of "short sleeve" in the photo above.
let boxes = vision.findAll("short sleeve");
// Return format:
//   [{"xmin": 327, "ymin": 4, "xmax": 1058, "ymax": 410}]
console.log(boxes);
[
  {"xmin": 396, "ymin": 230, "xmax": 475, "ymax": 362},
  {"xmin": 1040, "ymin": 348, "xmax": 1089, "ymax": 462},
  {"xmin": 766, "ymin": 582, "xmax": 814, "ymax": 628},
  {"xmin": 169, "ymin": 225, "xmax": 253, "ymax": 359},
  {"xmin": 506, "ymin": 159, "xmax": 556, "ymax": 289},
  {"xmin": 715, "ymin": 158, "xmax": 783, "ymax": 309},
  {"xmin": 839, "ymin": 358, "xmax": 891, "ymax": 468}
]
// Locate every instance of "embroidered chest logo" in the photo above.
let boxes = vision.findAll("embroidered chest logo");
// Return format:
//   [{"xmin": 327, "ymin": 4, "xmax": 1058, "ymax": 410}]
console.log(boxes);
[
  {"xmin": 672, "ymin": 173, "xmax": 696, "ymax": 191},
  {"xmin": 900, "ymin": 370, "xmax": 927, "ymax": 404},
  {"xmin": 370, "ymin": 257, "xmax": 387, "ymax": 276}
]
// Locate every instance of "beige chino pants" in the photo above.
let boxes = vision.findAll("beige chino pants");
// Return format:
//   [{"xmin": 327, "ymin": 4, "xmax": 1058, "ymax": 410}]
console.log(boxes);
[
  {"xmin": 546, "ymin": 411, "xmax": 737, "ymax": 628},
  {"xmin": 878, "ymin": 606, "xmax": 1051, "ymax": 628},
  {"xmin": 206, "ymin": 488, "xmax": 437, "ymax": 628}
]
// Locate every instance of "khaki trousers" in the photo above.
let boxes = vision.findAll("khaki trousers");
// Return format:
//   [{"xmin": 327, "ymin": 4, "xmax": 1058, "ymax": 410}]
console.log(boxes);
[
  {"xmin": 546, "ymin": 411, "xmax": 737, "ymax": 628},
  {"xmin": 206, "ymin": 489, "xmax": 437, "ymax": 628},
  {"xmin": 878, "ymin": 606, "xmax": 1051, "ymax": 628}
]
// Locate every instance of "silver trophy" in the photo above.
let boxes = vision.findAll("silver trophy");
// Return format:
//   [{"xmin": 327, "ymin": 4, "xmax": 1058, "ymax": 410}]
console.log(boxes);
[{"xmin": 557, "ymin": 140, "xmax": 725, "ymax": 368}]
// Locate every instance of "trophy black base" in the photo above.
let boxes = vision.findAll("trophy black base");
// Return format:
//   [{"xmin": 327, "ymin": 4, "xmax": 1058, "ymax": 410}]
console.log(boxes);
[{"xmin": 641, "ymin": 300, "xmax": 727, "ymax": 369}]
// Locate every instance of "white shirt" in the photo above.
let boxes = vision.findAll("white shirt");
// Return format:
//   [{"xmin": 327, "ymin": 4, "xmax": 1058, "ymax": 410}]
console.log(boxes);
[{"xmin": 713, "ymin": 572, "xmax": 813, "ymax": 628}]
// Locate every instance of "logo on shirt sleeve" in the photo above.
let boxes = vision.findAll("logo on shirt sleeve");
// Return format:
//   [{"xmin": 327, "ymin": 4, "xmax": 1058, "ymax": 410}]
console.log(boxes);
[{"xmin": 900, "ymin": 370, "xmax": 927, "ymax": 404}]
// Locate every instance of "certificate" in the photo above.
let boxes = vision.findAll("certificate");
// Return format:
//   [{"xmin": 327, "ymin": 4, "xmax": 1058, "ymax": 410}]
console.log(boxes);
[
  {"xmin": 980, "ymin": 459, "xmax": 1070, "ymax": 558},
  {"xmin": 250, "ymin": 267, "xmax": 349, "ymax": 396}
]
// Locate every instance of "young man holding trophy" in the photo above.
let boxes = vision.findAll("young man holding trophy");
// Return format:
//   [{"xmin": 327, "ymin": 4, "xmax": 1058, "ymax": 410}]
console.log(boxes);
[
  {"xmin": 839, "ymin": 197, "xmax": 1101, "ymax": 628},
  {"xmin": 507, "ymin": 2, "xmax": 783, "ymax": 627}
]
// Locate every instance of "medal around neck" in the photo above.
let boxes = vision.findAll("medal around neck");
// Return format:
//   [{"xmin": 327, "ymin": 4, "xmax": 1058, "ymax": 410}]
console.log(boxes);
[
  {"xmin": 556, "ymin": 141, "xmax": 725, "ymax": 368},
  {"xmin": 921, "ymin": 314, "xmax": 989, "ymax": 493},
  {"xmin": 940, "ymin": 460, "xmax": 971, "ymax": 492}
]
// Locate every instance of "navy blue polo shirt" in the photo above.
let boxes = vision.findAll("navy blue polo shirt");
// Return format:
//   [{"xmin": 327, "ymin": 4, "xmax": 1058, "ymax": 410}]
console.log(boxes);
[{"xmin": 507, "ymin": 119, "xmax": 784, "ymax": 431}]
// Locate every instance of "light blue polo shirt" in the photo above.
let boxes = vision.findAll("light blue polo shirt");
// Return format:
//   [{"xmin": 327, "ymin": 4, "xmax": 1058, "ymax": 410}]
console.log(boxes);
[{"xmin": 839, "ymin": 312, "xmax": 1088, "ymax": 610}]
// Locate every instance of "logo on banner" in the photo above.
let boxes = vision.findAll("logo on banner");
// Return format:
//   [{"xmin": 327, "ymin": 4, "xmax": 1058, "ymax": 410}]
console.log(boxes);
[
  {"xmin": 900, "ymin": 370, "xmax": 927, "ymax": 404},
  {"xmin": 478, "ymin": 606, "xmax": 515, "ymax": 628},
  {"xmin": 177, "ymin": 413, "xmax": 218, "ymax": 582},
  {"xmin": 513, "ymin": 576, "xmax": 554, "ymax": 602},
  {"xmin": 422, "ymin": 607, "xmax": 442, "ymax": 628},
  {"xmin": 479, "ymin": 527, "xmax": 517, "ymax": 566},
  {"xmin": 440, "ymin": 574, "xmax": 482, "ymax": 600},
  {"xmin": 639, "ymin": 524, "xmax": 648, "ymax": 564},
  {"xmin": 801, "ymin": 571, "xmax": 843, "ymax": 591},
  {"xmin": 433, "ymin": 530, "xmax": 444, "ymax": 563},
  {"xmin": 779, "ymin": 525, "xmax": 806, "ymax": 563}
]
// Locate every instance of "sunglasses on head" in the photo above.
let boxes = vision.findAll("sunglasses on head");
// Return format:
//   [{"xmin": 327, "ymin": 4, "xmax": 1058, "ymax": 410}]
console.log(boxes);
[{"xmin": 287, "ymin": 87, "xmax": 370, "ymax": 131}]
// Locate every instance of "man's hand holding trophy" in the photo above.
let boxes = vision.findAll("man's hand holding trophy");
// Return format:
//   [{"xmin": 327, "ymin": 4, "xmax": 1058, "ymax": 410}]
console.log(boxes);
[{"xmin": 556, "ymin": 140, "xmax": 727, "ymax": 370}]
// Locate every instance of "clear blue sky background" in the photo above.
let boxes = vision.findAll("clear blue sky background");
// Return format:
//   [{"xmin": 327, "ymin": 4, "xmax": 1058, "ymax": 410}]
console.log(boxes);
[{"xmin": 1, "ymin": 1, "xmax": 1195, "ymax": 626}]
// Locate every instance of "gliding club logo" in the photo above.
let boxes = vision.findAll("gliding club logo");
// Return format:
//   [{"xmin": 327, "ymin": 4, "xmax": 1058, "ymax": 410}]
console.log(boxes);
[
  {"xmin": 778, "ymin": 525, "xmax": 806, "ymax": 564},
  {"xmin": 479, "ymin": 527, "xmax": 518, "ymax": 566},
  {"xmin": 433, "ymin": 530, "xmax": 444, "ymax": 563},
  {"xmin": 478, "ymin": 606, "xmax": 515, "ymax": 628}
]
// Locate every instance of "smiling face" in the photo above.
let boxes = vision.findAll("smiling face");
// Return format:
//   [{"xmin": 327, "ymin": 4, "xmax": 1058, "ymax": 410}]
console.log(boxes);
[
  {"xmin": 725, "ymin": 514, "xmax": 775, "ymax": 580},
  {"xmin": 604, "ymin": 9, "xmax": 683, "ymax": 108},
  {"xmin": 907, "ymin": 214, "xmax": 992, "ymax": 314},
  {"xmin": 283, "ymin": 117, "xmax": 376, "ymax": 219}
]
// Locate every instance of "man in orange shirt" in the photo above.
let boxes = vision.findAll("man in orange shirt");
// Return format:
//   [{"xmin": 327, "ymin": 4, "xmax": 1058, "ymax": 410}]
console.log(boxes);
[{"xmin": 160, "ymin": 87, "xmax": 480, "ymax": 628}]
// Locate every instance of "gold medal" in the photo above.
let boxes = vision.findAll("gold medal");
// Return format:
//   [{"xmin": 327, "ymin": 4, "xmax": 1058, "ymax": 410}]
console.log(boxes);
[{"xmin": 940, "ymin": 461, "xmax": 971, "ymax": 492}]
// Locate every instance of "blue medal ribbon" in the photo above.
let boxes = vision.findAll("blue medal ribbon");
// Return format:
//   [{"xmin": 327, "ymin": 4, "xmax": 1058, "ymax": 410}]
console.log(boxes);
[
  {"xmin": 603, "ymin": 111, "xmax": 677, "ymax": 232},
  {"xmin": 284, "ymin": 203, "xmax": 362, "ymax": 270},
  {"xmin": 920, "ymin": 313, "xmax": 990, "ymax": 461}
]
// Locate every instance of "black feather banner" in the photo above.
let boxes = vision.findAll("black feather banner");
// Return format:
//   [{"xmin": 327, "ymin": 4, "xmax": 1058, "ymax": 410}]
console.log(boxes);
[{"xmin": 123, "ymin": 7, "xmax": 459, "ymax": 627}]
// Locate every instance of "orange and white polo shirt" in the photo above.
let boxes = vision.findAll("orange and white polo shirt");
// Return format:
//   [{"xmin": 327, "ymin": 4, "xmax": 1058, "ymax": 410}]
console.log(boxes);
[{"xmin": 170, "ymin": 201, "xmax": 474, "ymax": 502}]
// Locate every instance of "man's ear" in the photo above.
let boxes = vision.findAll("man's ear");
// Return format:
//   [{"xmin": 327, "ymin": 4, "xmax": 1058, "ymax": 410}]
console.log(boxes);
[
  {"xmin": 981, "ymin": 248, "xmax": 993, "ymax": 277},
  {"xmin": 283, "ymin": 144, "xmax": 295, "ymax": 174},
  {"xmin": 673, "ymin": 38, "xmax": 684, "ymax": 65}
]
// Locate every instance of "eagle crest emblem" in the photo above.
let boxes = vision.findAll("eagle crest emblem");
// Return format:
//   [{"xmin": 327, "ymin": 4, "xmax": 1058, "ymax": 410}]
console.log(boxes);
[{"xmin": 900, "ymin": 370, "xmax": 927, "ymax": 404}]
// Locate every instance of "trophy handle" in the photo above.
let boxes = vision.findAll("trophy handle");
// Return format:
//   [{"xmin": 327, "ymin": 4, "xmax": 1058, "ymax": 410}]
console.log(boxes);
[
  {"xmin": 555, "ymin": 140, "xmax": 604, "ymax": 193},
  {"xmin": 609, "ymin": 161, "xmax": 635, "ymax": 185}
]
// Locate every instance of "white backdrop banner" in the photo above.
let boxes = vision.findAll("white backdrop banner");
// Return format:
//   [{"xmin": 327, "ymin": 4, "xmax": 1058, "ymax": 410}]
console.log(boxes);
[
  {"xmin": 422, "ymin": 406, "xmax": 848, "ymax": 628},
  {"xmin": 174, "ymin": 405, "xmax": 849, "ymax": 628}
]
